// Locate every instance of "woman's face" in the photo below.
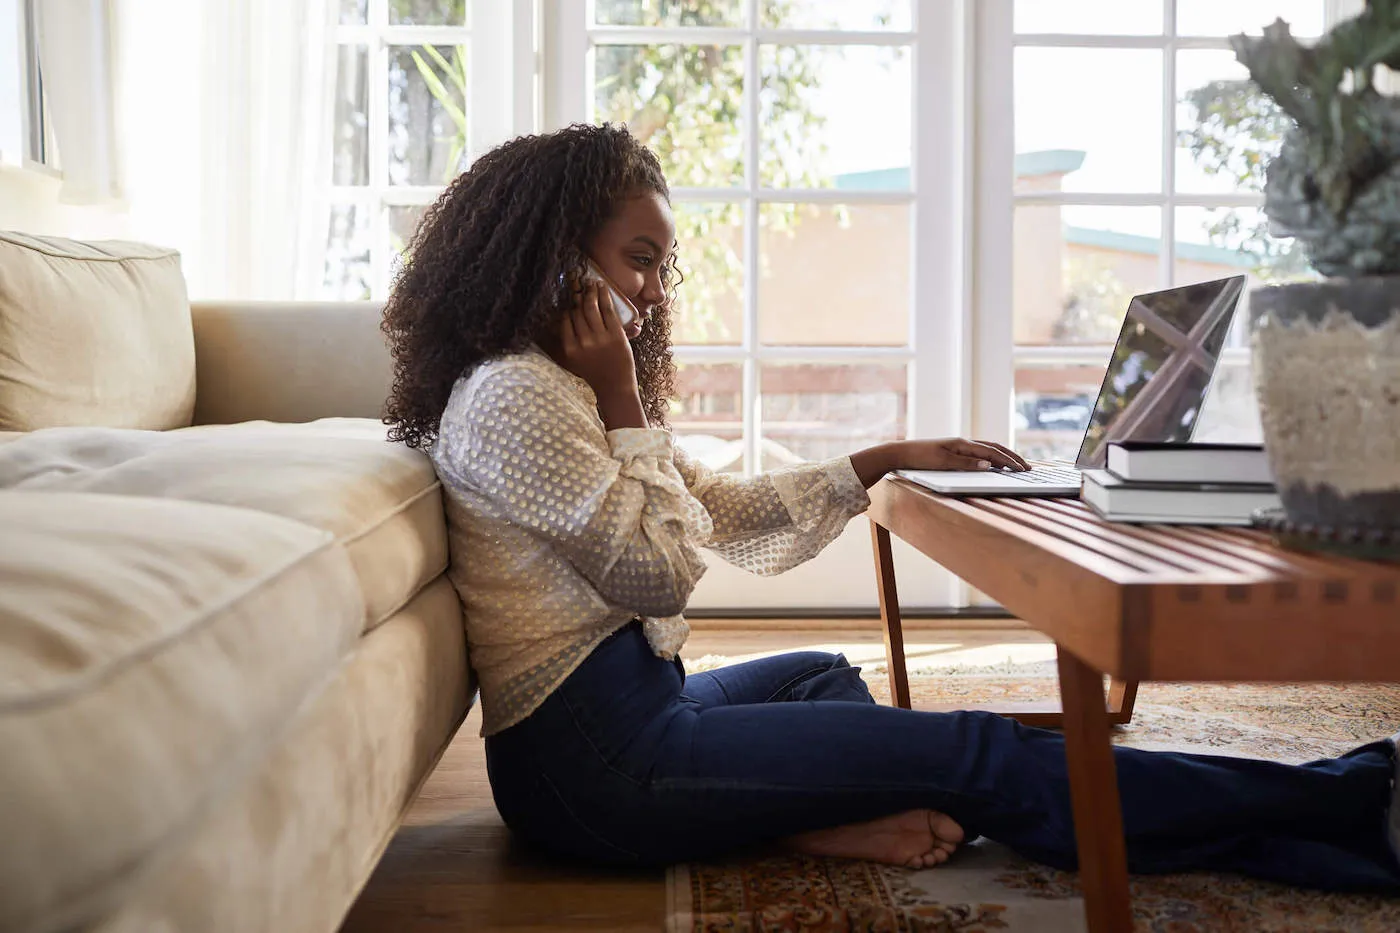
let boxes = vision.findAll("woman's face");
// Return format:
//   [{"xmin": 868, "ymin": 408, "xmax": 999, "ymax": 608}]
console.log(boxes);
[{"xmin": 586, "ymin": 190, "xmax": 677, "ymax": 340}]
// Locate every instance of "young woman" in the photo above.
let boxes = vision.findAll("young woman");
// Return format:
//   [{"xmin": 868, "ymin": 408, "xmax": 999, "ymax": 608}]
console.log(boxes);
[{"xmin": 382, "ymin": 123, "xmax": 1400, "ymax": 889}]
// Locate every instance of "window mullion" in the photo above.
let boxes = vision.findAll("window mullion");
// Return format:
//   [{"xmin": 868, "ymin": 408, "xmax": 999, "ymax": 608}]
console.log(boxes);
[
  {"xmin": 544, "ymin": 0, "xmax": 586, "ymax": 128},
  {"xmin": 368, "ymin": 16, "xmax": 390, "ymax": 297},
  {"xmin": 1160, "ymin": 0, "xmax": 1177, "ymax": 288},
  {"xmin": 741, "ymin": 10, "xmax": 759, "ymax": 475},
  {"xmin": 971, "ymin": 0, "xmax": 1014, "ymax": 445}
]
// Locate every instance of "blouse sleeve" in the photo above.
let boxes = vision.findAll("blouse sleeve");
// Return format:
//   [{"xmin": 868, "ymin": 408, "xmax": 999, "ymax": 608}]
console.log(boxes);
[
  {"xmin": 434, "ymin": 362, "xmax": 713, "ymax": 618},
  {"xmin": 672, "ymin": 445, "xmax": 871, "ymax": 577}
]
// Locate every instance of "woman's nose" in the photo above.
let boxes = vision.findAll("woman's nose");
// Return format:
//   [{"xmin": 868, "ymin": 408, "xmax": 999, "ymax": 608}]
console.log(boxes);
[{"xmin": 638, "ymin": 270, "xmax": 665, "ymax": 305}]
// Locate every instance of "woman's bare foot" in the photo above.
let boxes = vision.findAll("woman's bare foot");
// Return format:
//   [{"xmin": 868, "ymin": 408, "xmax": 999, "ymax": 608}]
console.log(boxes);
[{"xmin": 784, "ymin": 809, "xmax": 965, "ymax": 869}]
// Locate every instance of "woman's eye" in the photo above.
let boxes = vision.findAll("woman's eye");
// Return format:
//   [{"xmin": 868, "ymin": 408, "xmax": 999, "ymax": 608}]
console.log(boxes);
[{"xmin": 632, "ymin": 255, "xmax": 654, "ymax": 268}]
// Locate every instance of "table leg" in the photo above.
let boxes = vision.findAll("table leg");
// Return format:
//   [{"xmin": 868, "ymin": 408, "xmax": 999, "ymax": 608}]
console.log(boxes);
[
  {"xmin": 1108, "ymin": 678, "xmax": 1138, "ymax": 721},
  {"xmin": 1056, "ymin": 645, "xmax": 1133, "ymax": 933},
  {"xmin": 870, "ymin": 521, "xmax": 911, "ymax": 710}
]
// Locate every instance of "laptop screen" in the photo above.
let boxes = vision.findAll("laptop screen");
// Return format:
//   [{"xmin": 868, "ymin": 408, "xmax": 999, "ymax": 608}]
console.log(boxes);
[{"xmin": 1074, "ymin": 275, "xmax": 1246, "ymax": 469}]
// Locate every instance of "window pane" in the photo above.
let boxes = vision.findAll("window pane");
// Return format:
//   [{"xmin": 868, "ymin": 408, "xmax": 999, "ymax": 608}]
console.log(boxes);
[
  {"xmin": 322, "ymin": 204, "xmax": 373, "ymax": 300},
  {"xmin": 1194, "ymin": 355, "xmax": 1263, "ymax": 443},
  {"xmin": 594, "ymin": 44, "xmax": 744, "ymax": 187},
  {"xmin": 339, "ymin": 0, "xmax": 367, "ymax": 25},
  {"xmin": 1014, "ymin": 0, "xmax": 1162, "ymax": 35},
  {"xmin": 1176, "ymin": 0, "xmax": 1324, "ymax": 37},
  {"xmin": 759, "ymin": 45, "xmax": 911, "ymax": 190},
  {"xmin": 1014, "ymin": 363, "xmax": 1105, "ymax": 462},
  {"xmin": 672, "ymin": 363, "xmax": 744, "ymax": 473},
  {"xmin": 758, "ymin": 203, "xmax": 909, "ymax": 346},
  {"xmin": 1014, "ymin": 205, "xmax": 1162, "ymax": 346},
  {"xmin": 1015, "ymin": 48, "xmax": 1162, "ymax": 193},
  {"xmin": 673, "ymin": 202, "xmax": 743, "ymax": 346},
  {"xmin": 1176, "ymin": 50, "xmax": 1290, "ymax": 196},
  {"xmin": 762, "ymin": 0, "xmax": 911, "ymax": 31},
  {"xmin": 595, "ymin": 0, "xmax": 741, "ymax": 27},
  {"xmin": 388, "ymin": 0, "xmax": 466, "ymax": 26},
  {"xmin": 388, "ymin": 45, "xmax": 469, "ymax": 186},
  {"xmin": 333, "ymin": 45, "xmax": 369, "ymax": 186},
  {"xmin": 389, "ymin": 204, "xmax": 429, "ymax": 268},
  {"xmin": 761, "ymin": 364, "xmax": 906, "ymax": 468},
  {"xmin": 1174, "ymin": 206, "xmax": 1316, "ymax": 288}
]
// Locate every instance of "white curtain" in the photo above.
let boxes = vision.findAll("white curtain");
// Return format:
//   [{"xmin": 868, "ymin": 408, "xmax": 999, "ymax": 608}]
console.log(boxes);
[
  {"xmin": 34, "ymin": 0, "xmax": 120, "ymax": 202},
  {"xmin": 190, "ymin": 0, "xmax": 336, "ymax": 298},
  {"xmin": 36, "ymin": 0, "xmax": 335, "ymax": 299}
]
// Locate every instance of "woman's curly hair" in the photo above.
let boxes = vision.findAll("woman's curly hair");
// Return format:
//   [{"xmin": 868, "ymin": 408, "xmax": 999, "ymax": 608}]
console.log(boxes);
[{"xmin": 382, "ymin": 123, "xmax": 680, "ymax": 449}]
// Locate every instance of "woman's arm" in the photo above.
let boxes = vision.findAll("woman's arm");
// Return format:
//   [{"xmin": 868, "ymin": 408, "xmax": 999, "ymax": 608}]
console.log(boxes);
[
  {"xmin": 849, "ymin": 439, "xmax": 1030, "ymax": 488},
  {"xmin": 438, "ymin": 360, "xmax": 711, "ymax": 617}
]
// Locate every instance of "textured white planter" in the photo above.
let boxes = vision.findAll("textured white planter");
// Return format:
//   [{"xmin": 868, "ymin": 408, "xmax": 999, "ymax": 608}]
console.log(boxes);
[{"xmin": 1251, "ymin": 277, "xmax": 1400, "ymax": 548}]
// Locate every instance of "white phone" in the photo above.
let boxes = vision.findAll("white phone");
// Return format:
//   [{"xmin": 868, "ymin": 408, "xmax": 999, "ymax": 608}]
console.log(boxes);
[{"xmin": 581, "ymin": 259, "xmax": 637, "ymax": 327}]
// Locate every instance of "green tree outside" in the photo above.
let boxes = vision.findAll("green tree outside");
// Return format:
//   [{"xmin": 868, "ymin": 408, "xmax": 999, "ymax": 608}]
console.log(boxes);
[{"xmin": 1178, "ymin": 78, "xmax": 1312, "ymax": 283}]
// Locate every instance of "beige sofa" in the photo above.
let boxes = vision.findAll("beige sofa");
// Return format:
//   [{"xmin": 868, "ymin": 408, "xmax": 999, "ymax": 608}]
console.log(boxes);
[{"xmin": 0, "ymin": 233, "xmax": 473, "ymax": 933}]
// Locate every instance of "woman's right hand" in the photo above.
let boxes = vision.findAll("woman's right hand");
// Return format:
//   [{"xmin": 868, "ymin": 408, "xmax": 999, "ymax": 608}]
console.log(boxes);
[{"xmin": 560, "ymin": 281, "xmax": 647, "ymax": 429}]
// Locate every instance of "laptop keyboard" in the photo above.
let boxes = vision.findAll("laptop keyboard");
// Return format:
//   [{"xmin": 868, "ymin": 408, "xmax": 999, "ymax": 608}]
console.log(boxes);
[{"xmin": 1002, "ymin": 466, "xmax": 1081, "ymax": 485}]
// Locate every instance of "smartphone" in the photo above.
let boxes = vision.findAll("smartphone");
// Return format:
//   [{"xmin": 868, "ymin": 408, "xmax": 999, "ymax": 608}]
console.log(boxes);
[{"xmin": 581, "ymin": 259, "xmax": 637, "ymax": 327}]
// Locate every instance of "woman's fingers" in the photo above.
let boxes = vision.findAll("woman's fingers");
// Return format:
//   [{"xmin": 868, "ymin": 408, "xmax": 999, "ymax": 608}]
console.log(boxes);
[
  {"xmin": 579, "ymin": 281, "xmax": 606, "ymax": 336},
  {"xmin": 597, "ymin": 285, "xmax": 626, "ymax": 334},
  {"xmin": 953, "ymin": 440, "xmax": 1022, "ymax": 471},
  {"xmin": 944, "ymin": 453, "xmax": 994, "ymax": 471},
  {"xmin": 976, "ymin": 440, "xmax": 1031, "ymax": 471},
  {"xmin": 560, "ymin": 305, "xmax": 580, "ymax": 353}
]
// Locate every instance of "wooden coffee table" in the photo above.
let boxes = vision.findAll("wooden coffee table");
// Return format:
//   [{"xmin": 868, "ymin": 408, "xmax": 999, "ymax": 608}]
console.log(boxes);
[{"xmin": 867, "ymin": 476, "xmax": 1400, "ymax": 933}]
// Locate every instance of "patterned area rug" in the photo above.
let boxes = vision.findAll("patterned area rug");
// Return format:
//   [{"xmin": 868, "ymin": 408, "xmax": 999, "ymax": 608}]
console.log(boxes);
[{"xmin": 666, "ymin": 662, "xmax": 1400, "ymax": 932}]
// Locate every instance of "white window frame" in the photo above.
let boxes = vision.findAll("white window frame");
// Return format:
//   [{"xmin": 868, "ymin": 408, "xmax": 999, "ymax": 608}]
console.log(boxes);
[
  {"xmin": 972, "ymin": 0, "xmax": 1348, "ymax": 447},
  {"xmin": 329, "ymin": 0, "xmax": 534, "ymax": 298},
  {"xmin": 543, "ymin": 0, "xmax": 974, "ymax": 611}
]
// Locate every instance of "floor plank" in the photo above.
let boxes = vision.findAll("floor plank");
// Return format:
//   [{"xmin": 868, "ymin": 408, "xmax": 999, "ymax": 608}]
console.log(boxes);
[{"xmin": 339, "ymin": 624, "xmax": 1050, "ymax": 932}]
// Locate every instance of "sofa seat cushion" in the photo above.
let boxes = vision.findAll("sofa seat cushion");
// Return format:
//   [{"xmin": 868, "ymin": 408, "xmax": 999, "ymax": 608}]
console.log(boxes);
[
  {"xmin": 0, "ymin": 419, "xmax": 447, "ymax": 632},
  {"xmin": 0, "ymin": 490, "xmax": 364, "ymax": 933},
  {"xmin": 0, "ymin": 232, "xmax": 195, "ymax": 432}
]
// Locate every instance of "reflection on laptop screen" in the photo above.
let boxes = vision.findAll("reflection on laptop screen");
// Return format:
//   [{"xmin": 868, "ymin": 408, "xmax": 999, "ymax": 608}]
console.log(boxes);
[{"xmin": 1074, "ymin": 275, "xmax": 1246, "ymax": 469}]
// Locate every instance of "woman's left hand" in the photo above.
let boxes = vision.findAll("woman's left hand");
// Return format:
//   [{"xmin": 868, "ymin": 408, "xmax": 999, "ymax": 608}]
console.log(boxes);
[
  {"xmin": 850, "ymin": 438, "xmax": 1030, "ymax": 488},
  {"xmin": 898, "ymin": 438, "xmax": 1030, "ymax": 473}
]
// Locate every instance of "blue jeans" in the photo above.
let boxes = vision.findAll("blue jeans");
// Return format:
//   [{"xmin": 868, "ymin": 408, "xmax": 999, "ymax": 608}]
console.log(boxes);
[{"xmin": 484, "ymin": 622, "xmax": 1400, "ymax": 891}]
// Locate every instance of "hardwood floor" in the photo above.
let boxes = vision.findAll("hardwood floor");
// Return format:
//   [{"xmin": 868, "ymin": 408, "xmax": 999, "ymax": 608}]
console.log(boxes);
[{"xmin": 338, "ymin": 621, "xmax": 1048, "ymax": 933}]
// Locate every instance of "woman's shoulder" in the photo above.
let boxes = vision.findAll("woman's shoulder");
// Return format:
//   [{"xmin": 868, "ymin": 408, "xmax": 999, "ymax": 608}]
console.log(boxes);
[
  {"xmin": 444, "ymin": 346, "xmax": 590, "ymax": 424},
  {"xmin": 451, "ymin": 347, "xmax": 562, "ymax": 398}
]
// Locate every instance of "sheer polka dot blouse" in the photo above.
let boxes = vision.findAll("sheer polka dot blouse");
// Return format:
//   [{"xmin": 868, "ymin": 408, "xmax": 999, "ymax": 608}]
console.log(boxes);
[{"xmin": 430, "ymin": 347, "xmax": 871, "ymax": 735}]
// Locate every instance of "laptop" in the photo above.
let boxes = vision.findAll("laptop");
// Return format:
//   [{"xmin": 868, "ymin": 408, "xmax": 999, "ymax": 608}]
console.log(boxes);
[{"xmin": 897, "ymin": 275, "xmax": 1247, "ymax": 497}]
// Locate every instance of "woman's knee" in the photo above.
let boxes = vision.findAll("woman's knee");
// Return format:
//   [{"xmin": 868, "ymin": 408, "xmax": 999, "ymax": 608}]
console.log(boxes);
[{"xmin": 788, "ymin": 654, "xmax": 875, "ymax": 704}]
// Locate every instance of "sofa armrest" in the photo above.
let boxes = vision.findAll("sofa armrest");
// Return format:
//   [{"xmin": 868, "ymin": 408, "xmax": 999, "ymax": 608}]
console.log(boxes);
[{"xmin": 189, "ymin": 301, "xmax": 392, "ymax": 426}]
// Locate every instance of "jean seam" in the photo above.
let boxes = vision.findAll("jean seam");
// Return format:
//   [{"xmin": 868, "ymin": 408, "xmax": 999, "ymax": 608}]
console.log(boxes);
[
  {"xmin": 555, "ymin": 686, "xmax": 646, "ymax": 788},
  {"xmin": 535, "ymin": 766, "xmax": 644, "ymax": 861},
  {"xmin": 765, "ymin": 664, "xmax": 835, "ymax": 704}
]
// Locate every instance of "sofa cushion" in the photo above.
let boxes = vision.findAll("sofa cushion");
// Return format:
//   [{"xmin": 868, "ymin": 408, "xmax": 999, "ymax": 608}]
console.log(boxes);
[
  {"xmin": 0, "ymin": 490, "xmax": 364, "ymax": 933},
  {"xmin": 0, "ymin": 419, "xmax": 447, "ymax": 632},
  {"xmin": 92, "ymin": 579, "xmax": 470, "ymax": 933},
  {"xmin": 0, "ymin": 232, "xmax": 195, "ymax": 432}
]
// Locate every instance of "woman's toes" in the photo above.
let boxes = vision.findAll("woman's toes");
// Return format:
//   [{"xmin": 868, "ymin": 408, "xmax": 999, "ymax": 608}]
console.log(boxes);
[{"xmin": 928, "ymin": 810, "xmax": 965, "ymax": 846}]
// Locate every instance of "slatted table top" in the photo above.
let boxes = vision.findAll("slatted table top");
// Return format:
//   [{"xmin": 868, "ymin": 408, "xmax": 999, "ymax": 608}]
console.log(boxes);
[{"xmin": 869, "ymin": 477, "xmax": 1400, "ymax": 682}]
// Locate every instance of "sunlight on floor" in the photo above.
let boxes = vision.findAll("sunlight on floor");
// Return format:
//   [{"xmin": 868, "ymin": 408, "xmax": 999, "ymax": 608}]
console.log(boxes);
[{"xmin": 684, "ymin": 636, "xmax": 1058, "ymax": 673}]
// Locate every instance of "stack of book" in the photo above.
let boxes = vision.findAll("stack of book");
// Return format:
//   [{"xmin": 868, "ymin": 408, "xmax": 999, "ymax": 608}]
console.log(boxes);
[{"xmin": 1081, "ymin": 442, "xmax": 1281, "ymax": 525}]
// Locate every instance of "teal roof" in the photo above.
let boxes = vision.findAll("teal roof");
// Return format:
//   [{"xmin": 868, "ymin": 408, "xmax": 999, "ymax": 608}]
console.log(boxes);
[
  {"xmin": 833, "ymin": 150, "xmax": 1088, "ymax": 190},
  {"xmin": 1065, "ymin": 225, "xmax": 1258, "ymax": 269},
  {"xmin": 831, "ymin": 152, "xmax": 1256, "ymax": 269},
  {"xmin": 833, "ymin": 166, "xmax": 910, "ymax": 190},
  {"xmin": 1014, "ymin": 149, "xmax": 1086, "ymax": 177}
]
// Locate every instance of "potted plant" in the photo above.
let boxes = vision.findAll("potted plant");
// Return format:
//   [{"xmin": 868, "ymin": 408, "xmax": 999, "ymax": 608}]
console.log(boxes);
[{"xmin": 1232, "ymin": 0, "xmax": 1400, "ymax": 554}]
